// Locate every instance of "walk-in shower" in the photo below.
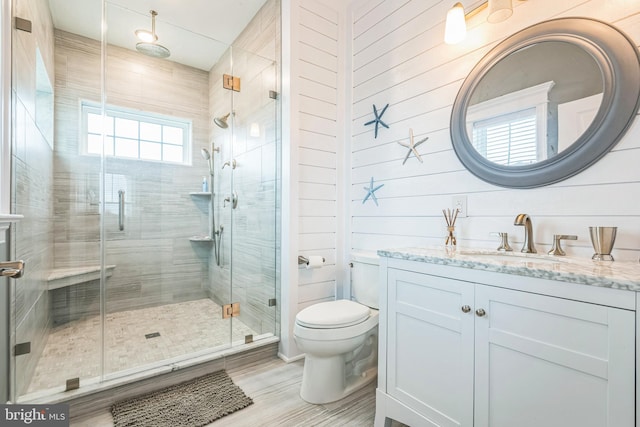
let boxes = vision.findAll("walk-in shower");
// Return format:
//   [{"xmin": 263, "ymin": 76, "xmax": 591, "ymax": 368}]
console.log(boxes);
[{"xmin": 6, "ymin": 0, "xmax": 280, "ymax": 402}]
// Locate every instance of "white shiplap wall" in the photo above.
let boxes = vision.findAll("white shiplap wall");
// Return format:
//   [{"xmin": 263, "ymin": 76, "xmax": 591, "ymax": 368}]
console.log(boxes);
[
  {"xmin": 280, "ymin": 0, "xmax": 344, "ymax": 360},
  {"xmin": 297, "ymin": 0, "xmax": 340, "ymax": 310},
  {"xmin": 350, "ymin": 0, "xmax": 640, "ymax": 261}
]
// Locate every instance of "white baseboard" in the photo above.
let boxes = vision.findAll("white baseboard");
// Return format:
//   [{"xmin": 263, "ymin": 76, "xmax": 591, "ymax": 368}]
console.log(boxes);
[{"xmin": 278, "ymin": 352, "xmax": 305, "ymax": 363}]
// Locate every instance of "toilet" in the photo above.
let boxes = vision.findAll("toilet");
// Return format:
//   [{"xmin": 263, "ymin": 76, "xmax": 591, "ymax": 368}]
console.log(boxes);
[{"xmin": 294, "ymin": 251, "xmax": 379, "ymax": 404}]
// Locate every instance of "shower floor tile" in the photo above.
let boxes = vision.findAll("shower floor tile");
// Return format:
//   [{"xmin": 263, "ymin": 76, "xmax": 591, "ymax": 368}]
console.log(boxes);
[{"xmin": 25, "ymin": 299, "xmax": 257, "ymax": 394}]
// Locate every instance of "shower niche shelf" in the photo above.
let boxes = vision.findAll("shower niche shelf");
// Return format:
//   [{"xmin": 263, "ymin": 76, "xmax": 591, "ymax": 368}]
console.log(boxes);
[{"xmin": 189, "ymin": 192, "xmax": 213, "ymax": 243}]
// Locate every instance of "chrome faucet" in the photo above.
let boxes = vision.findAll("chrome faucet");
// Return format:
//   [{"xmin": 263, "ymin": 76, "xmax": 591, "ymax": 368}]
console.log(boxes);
[{"xmin": 514, "ymin": 214, "xmax": 536, "ymax": 253}]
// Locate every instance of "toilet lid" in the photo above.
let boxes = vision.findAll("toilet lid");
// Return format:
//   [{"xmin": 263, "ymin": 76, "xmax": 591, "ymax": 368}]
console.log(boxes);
[{"xmin": 296, "ymin": 300, "xmax": 370, "ymax": 329}]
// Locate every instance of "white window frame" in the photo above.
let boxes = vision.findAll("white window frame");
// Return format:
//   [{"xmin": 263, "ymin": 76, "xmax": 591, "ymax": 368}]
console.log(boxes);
[
  {"xmin": 472, "ymin": 109, "xmax": 538, "ymax": 165},
  {"xmin": 80, "ymin": 101, "xmax": 192, "ymax": 165},
  {"xmin": 466, "ymin": 81, "xmax": 555, "ymax": 164}
]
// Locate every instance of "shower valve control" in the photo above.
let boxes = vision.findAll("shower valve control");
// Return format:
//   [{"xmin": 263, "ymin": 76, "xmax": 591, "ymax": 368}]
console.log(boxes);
[
  {"xmin": 222, "ymin": 159, "xmax": 237, "ymax": 170},
  {"xmin": 224, "ymin": 191, "xmax": 238, "ymax": 209}
]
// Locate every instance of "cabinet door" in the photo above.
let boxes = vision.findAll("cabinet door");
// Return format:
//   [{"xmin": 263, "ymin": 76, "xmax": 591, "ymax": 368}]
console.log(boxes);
[
  {"xmin": 474, "ymin": 285, "xmax": 635, "ymax": 427},
  {"xmin": 387, "ymin": 269, "xmax": 475, "ymax": 427}
]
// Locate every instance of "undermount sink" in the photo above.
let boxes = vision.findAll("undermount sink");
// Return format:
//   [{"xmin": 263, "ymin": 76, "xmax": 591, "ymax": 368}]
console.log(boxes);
[{"xmin": 456, "ymin": 250, "xmax": 569, "ymax": 264}]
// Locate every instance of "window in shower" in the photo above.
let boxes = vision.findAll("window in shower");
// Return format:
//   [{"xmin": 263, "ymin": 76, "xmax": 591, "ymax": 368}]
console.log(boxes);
[{"xmin": 81, "ymin": 101, "xmax": 192, "ymax": 164}]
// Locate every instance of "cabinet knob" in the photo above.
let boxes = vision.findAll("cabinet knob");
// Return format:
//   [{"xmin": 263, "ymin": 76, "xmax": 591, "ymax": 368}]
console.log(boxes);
[
  {"xmin": 461, "ymin": 305, "xmax": 471, "ymax": 313},
  {"xmin": 475, "ymin": 308, "xmax": 486, "ymax": 317}
]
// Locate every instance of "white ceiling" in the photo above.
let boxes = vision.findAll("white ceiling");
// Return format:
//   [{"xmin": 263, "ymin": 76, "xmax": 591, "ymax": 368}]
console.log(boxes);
[{"xmin": 48, "ymin": 0, "xmax": 268, "ymax": 71}]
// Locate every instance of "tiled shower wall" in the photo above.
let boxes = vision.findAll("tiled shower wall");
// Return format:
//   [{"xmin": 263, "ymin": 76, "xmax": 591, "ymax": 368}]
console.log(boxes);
[
  {"xmin": 54, "ymin": 30, "xmax": 212, "ymax": 314},
  {"xmin": 208, "ymin": 0, "xmax": 280, "ymax": 336},
  {"xmin": 10, "ymin": 0, "xmax": 55, "ymax": 398}
]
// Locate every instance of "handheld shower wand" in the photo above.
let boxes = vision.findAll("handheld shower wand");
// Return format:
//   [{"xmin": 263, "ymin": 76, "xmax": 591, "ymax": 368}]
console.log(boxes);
[
  {"xmin": 200, "ymin": 148, "xmax": 214, "ymax": 176},
  {"xmin": 200, "ymin": 145, "xmax": 222, "ymax": 265}
]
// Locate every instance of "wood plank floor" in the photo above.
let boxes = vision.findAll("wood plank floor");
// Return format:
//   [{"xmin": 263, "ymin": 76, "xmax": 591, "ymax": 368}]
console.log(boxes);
[{"xmin": 69, "ymin": 356, "xmax": 406, "ymax": 427}]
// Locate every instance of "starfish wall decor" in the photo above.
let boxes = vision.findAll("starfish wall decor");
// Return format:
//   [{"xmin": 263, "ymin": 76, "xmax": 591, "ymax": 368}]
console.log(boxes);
[
  {"xmin": 362, "ymin": 177, "xmax": 384, "ymax": 206},
  {"xmin": 364, "ymin": 103, "xmax": 389, "ymax": 138},
  {"xmin": 398, "ymin": 128, "xmax": 429, "ymax": 165}
]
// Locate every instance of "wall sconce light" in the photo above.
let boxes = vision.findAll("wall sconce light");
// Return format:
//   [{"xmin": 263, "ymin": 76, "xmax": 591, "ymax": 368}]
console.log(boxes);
[
  {"xmin": 487, "ymin": 0, "xmax": 514, "ymax": 22},
  {"xmin": 444, "ymin": 3, "xmax": 467, "ymax": 45},
  {"xmin": 444, "ymin": 0, "xmax": 518, "ymax": 45}
]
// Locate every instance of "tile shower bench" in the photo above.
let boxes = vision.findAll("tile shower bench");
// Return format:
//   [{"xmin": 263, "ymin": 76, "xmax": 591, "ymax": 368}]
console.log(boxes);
[
  {"xmin": 47, "ymin": 265, "xmax": 116, "ymax": 325},
  {"xmin": 47, "ymin": 265, "xmax": 116, "ymax": 290}
]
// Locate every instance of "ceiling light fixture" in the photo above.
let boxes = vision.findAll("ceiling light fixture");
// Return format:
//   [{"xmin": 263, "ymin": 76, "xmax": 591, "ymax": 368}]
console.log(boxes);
[
  {"xmin": 134, "ymin": 10, "xmax": 170, "ymax": 59},
  {"xmin": 444, "ymin": 0, "xmax": 521, "ymax": 45},
  {"xmin": 135, "ymin": 29, "xmax": 156, "ymax": 43},
  {"xmin": 135, "ymin": 10, "xmax": 159, "ymax": 42}
]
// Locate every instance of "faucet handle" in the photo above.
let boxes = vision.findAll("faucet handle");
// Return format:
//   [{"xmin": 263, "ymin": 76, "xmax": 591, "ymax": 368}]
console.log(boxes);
[
  {"xmin": 547, "ymin": 234, "xmax": 578, "ymax": 256},
  {"xmin": 490, "ymin": 232, "xmax": 513, "ymax": 252}
]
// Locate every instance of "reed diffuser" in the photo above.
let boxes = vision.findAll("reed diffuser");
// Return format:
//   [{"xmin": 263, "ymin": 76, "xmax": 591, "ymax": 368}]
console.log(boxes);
[{"xmin": 443, "ymin": 208, "xmax": 460, "ymax": 247}]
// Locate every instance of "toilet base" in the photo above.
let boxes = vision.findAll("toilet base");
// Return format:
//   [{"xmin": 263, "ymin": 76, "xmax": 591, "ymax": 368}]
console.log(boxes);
[
  {"xmin": 300, "ymin": 359, "xmax": 377, "ymax": 404},
  {"xmin": 299, "ymin": 330, "xmax": 378, "ymax": 404}
]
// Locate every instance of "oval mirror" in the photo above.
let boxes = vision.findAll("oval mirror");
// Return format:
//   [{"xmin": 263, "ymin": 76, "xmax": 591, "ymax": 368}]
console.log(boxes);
[{"xmin": 450, "ymin": 18, "xmax": 640, "ymax": 188}]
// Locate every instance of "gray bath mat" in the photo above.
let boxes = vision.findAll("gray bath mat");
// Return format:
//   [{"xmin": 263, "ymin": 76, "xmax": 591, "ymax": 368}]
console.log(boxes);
[{"xmin": 111, "ymin": 370, "xmax": 253, "ymax": 427}]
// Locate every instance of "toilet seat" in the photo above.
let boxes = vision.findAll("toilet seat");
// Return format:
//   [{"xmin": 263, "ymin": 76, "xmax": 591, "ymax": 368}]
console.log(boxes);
[
  {"xmin": 294, "ymin": 310, "xmax": 378, "ymax": 342},
  {"xmin": 296, "ymin": 300, "xmax": 370, "ymax": 329}
]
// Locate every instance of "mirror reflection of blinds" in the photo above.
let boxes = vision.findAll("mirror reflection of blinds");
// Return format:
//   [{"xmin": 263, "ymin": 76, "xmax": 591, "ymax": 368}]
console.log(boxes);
[{"xmin": 472, "ymin": 108, "xmax": 537, "ymax": 166}]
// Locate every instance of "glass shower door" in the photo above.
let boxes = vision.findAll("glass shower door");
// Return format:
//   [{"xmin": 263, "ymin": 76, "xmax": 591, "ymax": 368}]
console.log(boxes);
[
  {"xmin": 10, "ymin": 0, "xmax": 103, "ymax": 400},
  {"xmin": 228, "ymin": 48, "xmax": 278, "ymax": 344},
  {"xmin": 101, "ymin": 0, "xmax": 234, "ymax": 377}
]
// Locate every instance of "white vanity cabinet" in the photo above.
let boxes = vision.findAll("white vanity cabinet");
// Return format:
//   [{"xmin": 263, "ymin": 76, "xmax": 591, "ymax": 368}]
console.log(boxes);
[{"xmin": 375, "ymin": 256, "xmax": 636, "ymax": 427}]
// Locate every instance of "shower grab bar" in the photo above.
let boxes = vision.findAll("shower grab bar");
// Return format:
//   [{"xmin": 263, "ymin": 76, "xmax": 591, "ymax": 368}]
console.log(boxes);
[
  {"xmin": 118, "ymin": 190, "xmax": 125, "ymax": 231},
  {"xmin": 0, "ymin": 260, "xmax": 25, "ymax": 279}
]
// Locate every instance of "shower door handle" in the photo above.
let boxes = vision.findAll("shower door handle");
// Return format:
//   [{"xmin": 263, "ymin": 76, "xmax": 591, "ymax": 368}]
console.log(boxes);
[
  {"xmin": 118, "ymin": 190, "xmax": 125, "ymax": 231},
  {"xmin": 0, "ymin": 260, "xmax": 25, "ymax": 279}
]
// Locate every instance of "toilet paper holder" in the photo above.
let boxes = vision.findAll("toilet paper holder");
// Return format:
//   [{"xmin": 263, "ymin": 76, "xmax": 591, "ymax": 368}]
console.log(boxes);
[{"xmin": 298, "ymin": 255, "xmax": 325, "ymax": 265}]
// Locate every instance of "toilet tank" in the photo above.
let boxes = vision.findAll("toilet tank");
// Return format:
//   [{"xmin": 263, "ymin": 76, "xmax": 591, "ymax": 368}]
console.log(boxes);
[{"xmin": 350, "ymin": 251, "xmax": 380, "ymax": 309}]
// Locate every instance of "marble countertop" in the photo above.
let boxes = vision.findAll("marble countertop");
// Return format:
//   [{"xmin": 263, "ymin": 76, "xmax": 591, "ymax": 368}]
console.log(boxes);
[
  {"xmin": 378, "ymin": 247, "xmax": 640, "ymax": 291},
  {"xmin": 0, "ymin": 214, "xmax": 23, "ymax": 230}
]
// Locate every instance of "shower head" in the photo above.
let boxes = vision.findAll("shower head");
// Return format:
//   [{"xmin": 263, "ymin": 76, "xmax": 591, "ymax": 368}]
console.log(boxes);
[
  {"xmin": 135, "ymin": 11, "xmax": 170, "ymax": 59},
  {"xmin": 200, "ymin": 148, "xmax": 211, "ymax": 160},
  {"xmin": 214, "ymin": 113, "xmax": 231, "ymax": 129},
  {"xmin": 136, "ymin": 42, "xmax": 170, "ymax": 59}
]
